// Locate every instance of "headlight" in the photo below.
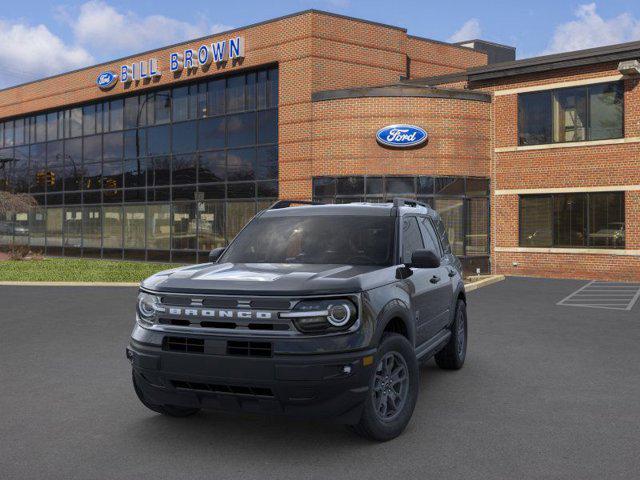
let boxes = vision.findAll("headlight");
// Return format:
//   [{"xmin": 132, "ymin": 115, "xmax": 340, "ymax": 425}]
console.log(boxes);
[
  {"xmin": 136, "ymin": 292, "xmax": 163, "ymax": 326},
  {"xmin": 281, "ymin": 298, "xmax": 358, "ymax": 334}
]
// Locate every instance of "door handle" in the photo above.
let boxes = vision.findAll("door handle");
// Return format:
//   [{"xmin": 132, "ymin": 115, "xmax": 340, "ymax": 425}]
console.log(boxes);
[
  {"xmin": 448, "ymin": 269, "xmax": 456, "ymax": 278},
  {"xmin": 430, "ymin": 275, "xmax": 441, "ymax": 284}
]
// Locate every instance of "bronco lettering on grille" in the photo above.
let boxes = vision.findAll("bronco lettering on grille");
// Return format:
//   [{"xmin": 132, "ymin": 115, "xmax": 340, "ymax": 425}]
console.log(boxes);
[{"xmin": 166, "ymin": 308, "xmax": 273, "ymax": 320}]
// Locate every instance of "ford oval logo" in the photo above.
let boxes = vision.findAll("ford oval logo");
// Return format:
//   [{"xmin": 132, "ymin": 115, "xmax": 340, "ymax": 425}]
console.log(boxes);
[
  {"xmin": 96, "ymin": 71, "xmax": 118, "ymax": 90},
  {"xmin": 376, "ymin": 124, "xmax": 428, "ymax": 148}
]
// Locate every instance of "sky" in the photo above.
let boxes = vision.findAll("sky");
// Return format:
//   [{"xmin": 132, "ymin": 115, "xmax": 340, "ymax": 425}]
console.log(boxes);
[{"xmin": 1, "ymin": 0, "xmax": 640, "ymax": 88}]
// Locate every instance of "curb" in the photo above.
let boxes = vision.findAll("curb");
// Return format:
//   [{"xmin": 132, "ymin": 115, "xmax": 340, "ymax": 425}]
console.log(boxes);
[
  {"xmin": 0, "ymin": 281, "xmax": 140, "ymax": 287},
  {"xmin": 464, "ymin": 275, "xmax": 505, "ymax": 292}
]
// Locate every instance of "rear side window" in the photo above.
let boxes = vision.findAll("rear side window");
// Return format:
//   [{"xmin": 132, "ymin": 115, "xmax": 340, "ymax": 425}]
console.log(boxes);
[
  {"xmin": 402, "ymin": 217, "xmax": 424, "ymax": 263},
  {"xmin": 420, "ymin": 217, "xmax": 442, "ymax": 256},
  {"xmin": 434, "ymin": 218, "xmax": 452, "ymax": 254}
]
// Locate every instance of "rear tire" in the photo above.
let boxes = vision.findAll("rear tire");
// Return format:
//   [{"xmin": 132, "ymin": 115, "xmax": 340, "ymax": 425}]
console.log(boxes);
[
  {"xmin": 132, "ymin": 371, "xmax": 200, "ymax": 417},
  {"xmin": 435, "ymin": 299, "xmax": 467, "ymax": 370},
  {"xmin": 351, "ymin": 333, "xmax": 419, "ymax": 441}
]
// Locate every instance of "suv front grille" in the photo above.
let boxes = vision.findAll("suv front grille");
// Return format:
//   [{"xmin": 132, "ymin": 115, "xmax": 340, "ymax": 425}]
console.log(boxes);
[
  {"xmin": 163, "ymin": 336, "xmax": 204, "ymax": 353},
  {"xmin": 226, "ymin": 341, "xmax": 272, "ymax": 357},
  {"xmin": 171, "ymin": 380, "xmax": 274, "ymax": 397}
]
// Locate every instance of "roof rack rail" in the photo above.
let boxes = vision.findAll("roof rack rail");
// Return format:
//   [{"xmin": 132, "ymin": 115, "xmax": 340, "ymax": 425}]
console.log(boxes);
[
  {"xmin": 269, "ymin": 199, "xmax": 324, "ymax": 210},
  {"xmin": 392, "ymin": 198, "xmax": 430, "ymax": 209}
]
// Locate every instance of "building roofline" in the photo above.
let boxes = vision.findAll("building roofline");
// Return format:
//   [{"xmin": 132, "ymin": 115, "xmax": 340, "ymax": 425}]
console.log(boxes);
[
  {"xmin": 406, "ymin": 34, "xmax": 479, "ymax": 53},
  {"xmin": 400, "ymin": 71, "xmax": 469, "ymax": 86},
  {"xmin": 312, "ymin": 84, "xmax": 491, "ymax": 103},
  {"xmin": 0, "ymin": 9, "xmax": 407, "ymax": 95},
  {"xmin": 453, "ymin": 39, "xmax": 516, "ymax": 51},
  {"xmin": 467, "ymin": 39, "xmax": 640, "ymax": 81}
]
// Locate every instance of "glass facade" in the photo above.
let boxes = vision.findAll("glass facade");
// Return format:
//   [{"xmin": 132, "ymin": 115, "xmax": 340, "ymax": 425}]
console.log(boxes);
[
  {"xmin": 312, "ymin": 175, "xmax": 490, "ymax": 269},
  {"xmin": 0, "ymin": 66, "xmax": 278, "ymax": 262}
]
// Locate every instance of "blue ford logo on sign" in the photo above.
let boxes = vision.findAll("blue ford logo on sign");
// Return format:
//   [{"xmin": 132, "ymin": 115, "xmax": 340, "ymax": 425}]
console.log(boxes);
[
  {"xmin": 96, "ymin": 71, "xmax": 118, "ymax": 90},
  {"xmin": 376, "ymin": 124, "xmax": 428, "ymax": 148}
]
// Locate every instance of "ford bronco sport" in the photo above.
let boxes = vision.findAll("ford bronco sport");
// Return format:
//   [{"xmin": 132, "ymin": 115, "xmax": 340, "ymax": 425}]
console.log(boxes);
[{"xmin": 128, "ymin": 198, "xmax": 467, "ymax": 441}]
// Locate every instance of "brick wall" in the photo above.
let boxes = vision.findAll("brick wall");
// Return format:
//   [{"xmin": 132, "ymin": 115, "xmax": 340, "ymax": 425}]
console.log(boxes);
[{"xmin": 480, "ymin": 63, "xmax": 640, "ymax": 281}]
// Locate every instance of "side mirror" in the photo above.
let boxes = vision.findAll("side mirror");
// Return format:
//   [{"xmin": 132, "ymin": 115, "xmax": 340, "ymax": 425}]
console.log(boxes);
[
  {"xmin": 208, "ymin": 247, "xmax": 226, "ymax": 263},
  {"xmin": 410, "ymin": 249, "xmax": 441, "ymax": 269}
]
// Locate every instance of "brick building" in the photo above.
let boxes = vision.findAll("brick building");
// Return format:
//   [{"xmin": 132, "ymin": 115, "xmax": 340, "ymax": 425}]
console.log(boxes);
[{"xmin": 0, "ymin": 9, "xmax": 638, "ymax": 281}]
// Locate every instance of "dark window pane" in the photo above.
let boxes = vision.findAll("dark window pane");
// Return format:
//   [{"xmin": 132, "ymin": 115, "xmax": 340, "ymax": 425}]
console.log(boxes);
[
  {"xmin": 36, "ymin": 115, "xmax": 47, "ymax": 143},
  {"xmin": 124, "ymin": 189, "xmax": 146, "ymax": 203},
  {"xmin": 103, "ymin": 132, "xmax": 123, "ymax": 160},
  {"xmin": 417, "ymin": 176, "xmax": 434, "ymax": 195},
  {"xmin": 227, "ymin": 112, "xmax": 256, "ymax": 147},
  {"xmin": 83, "ymin": 105, "xmax": 96, "ymax": 136},
  {"xmin": 198, "ymin": 183, "xmax": 225, "ymax": 199},
  {"xmin": 109, "ymin": 99, "xmax": 124, "ymax": 131},
  {"xmin": 46, "ymin": 113, "xmax": 58, "ymax": 141},
  {"xmin": 96, "ymin": 103, "xmax": 104, "ymax": 134},
  {"xmin": 13, "ymin": 146, "xmax": 29, "ymax": 193},
  {"xmin": 466, "ymin": 178, "xmax": 489, "ymax": 196},
  {"xmin": 336, "ymin": 177, "xmax": 364, "ymax": 195},
  {"xmin": 386, "ymin": 177, "xmax": 414, "ymax": 195},
  {"xmin": 257, "ymin": 180, "xmax": 278, "ymax": 198},
  {"xmin": 435, "ymin": 177, "xmax": 464, "ymax": 195},
  {"xmin": 123, "ymin": 159, "xmax": 146, "ymax": 188},
  {"xmin": 246, "ymin": 72, "xmax": 256, "ymax": 110},
  {"xmin": 124, "ymin": 129, "xmax": 145, "ymax": 158},
  {"xmin": 257, "ymin": 70, "xmax": 268, "ymax": 110},
  {"xmin": 102, "ymin": 188, "xmax": 122, "ymax": 203},
  {"xmin": 172, "ymin": 186, "xmax": 196, "ymax": 201},
  {"xmin": 154, "ymin": 91, "xmax": 171, "ymax": 124},
  {"xmin": 172, "ymin": 121, "xmax": 197, "ymax": 154},
  {"xmin": 518, "ymin": 91, "xmax": 552, "ymax": 145},
  {"xmin": 196, "ymin": 83, "xmax": 207, "ymax": 118},
  {"xmin": 69, "ymin": 108, "xmax": 83, "ymax": 138},
  {"xmin": 363, "ymin": 177, "xmax": 382, "ymax": 196},
  {"xmin": 198, "ymin": 151, "xmax": 225, "ymax": 183},
  {"xmin": 14, "ymin": 118, "xmax": 25, "ymax": 145},
  {"xmin": 553, "ymin": 87, "xmax": 587, "ymax": 143},
  {"xmin": 589, "ymin": 83, "xmax": 623, "ymax": 141},
  {"xmin": 83, "ymin": 135, "xmax": 102, "ymax": 163},
  {"xmin": 588, "ymin": 192, "xmax": 625, "ymax": 248},
  {"xmin": 147, "ymin": 156, "xmax": 171, "ymax": 186},
  {"xmin": 227, "ymin": 148, "xmax": 255, "ymax": 181},
  {"xmin": 172, "ymin": 153, "xmax": 197, "ymax": 185},
  {"xmin": 148, "ymin": 187, "xmax": 170, "ymax": 202},
  {"xmin": 207, "ymin": 79, "xmax": 225, "ymax": 116},
  {"xmin": 147, "ymin": 125, "xmax": 170, "ymax": 155},
  {"xmin": 226, "ymin": 75, "xmax": 245, "ymax": 113},
  {"xmin": 82, "ymin": 162, "xmax": 101, "ymax": 191},
  {"xmin": 123, "ymin": 96, "xmax": 139, "ymax": 129},
  {"xmin": 172, "ymin": 86, "xmax": 190, "ymax": 122},
  {"xmin": 554, "ymin": 194, "xmax": 587, "ymax": 247},
  {"xmin": 256, "ymin": 146, "xmax": 277, "ymax": 180},
  {"xmin": 257, "ymin": 109, "xmax": 277, "ymax": 144},
  {"xmin": 102, "ymin": 160, "xmax": 123, "ymax": 190},
  {"xmin": 46, "ymin": 141, "xmax": 64, "ymax": 193},
  {"xmin": 227, "ymin": 182, "xmax": 255, "ymax": 198},
  {"xmin": 313, "ymin": 177, "xmax": 336, "ymax": 197},
  {"xmin": 268, "ymin": 68, "xmax": 278, "ymax": 108},
  {"xmin": 198, "ymin": 117, "xmax": 225, "ymax": 150},
  {"xmin": 520, "ymin": 196, "xmax": 553, "ymax": 247},
  {"xmin": 83, "ymin": 191, "xmax": 101, "ymax": 204},
  {"xmin": 29, "ymin": 143, "xmax": 47, "ymax": 193}
]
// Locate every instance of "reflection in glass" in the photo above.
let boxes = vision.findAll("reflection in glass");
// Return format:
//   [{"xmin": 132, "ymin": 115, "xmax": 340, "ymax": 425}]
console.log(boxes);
[
  {"xmin": 103, "ymin": 206, "xmax": 123, "ymax": 248},
  {"xmin": 83, "ymin": 206, "xmax": 101, "ymax": 248},
  {"xmin": 147, "ymin": 204, "xmax": 171, "ymax": 250},
  {"xmin": 124, "ymin": 205, "xmax": 145, "ymax": 249},
  {"xmin": 172, "ymin": 202, "xmax": 197, "ymax": 250},
  {"xmin": 434, "ymin": 198, "xmax": 464, "ymax": 256},
  {"xmin": 198, "ymin": 200, "xmax": 225, "ymax": 251}
]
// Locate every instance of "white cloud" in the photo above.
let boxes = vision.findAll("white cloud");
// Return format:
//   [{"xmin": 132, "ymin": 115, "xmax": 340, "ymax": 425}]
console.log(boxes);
[
  {"xmin": 448, "ymin": 19, "xmax": 481, "ymax": 43},
  {"xmin": 68, "ymin": 1, "xmax": 232, "ymax": 57},
  {"xmin": 543, "ymin": 3, "xmax": 640, "ymax": 54},
  {"xmin": 0, "ymin": 20, "xmax": 93, "ymax": 88}
]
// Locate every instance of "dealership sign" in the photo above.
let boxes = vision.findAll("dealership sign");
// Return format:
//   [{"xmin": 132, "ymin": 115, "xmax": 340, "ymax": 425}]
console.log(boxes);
[
  {"xmin": 96, "ymin": 71, "xmax": 118, "ymax": 90},
  {"xmin": 96, "ymin": 36, "xmax": 245, "ymax": 89},
  {"xmin": 376, "ymin": 125, "xmax": 428, "ymax": 148}
]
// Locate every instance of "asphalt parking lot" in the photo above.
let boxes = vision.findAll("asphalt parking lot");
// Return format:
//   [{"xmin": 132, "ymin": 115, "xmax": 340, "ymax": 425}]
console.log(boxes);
[{"xmin": 1, "ymin": 276, "xmax": 639, "ymax": 480}]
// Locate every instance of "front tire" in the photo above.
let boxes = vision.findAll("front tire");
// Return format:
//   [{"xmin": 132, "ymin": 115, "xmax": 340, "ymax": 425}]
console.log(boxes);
[
  {"xmin": 351, "ymin": 333, "xmax": 419, "ymax": 441},
  {"xmin": 132, "ymin": 371, "xmax": 200, "ymax": 417},
  {"xmin": 435, "ymin": 299, "xmax": 467, "ymax": 370}
]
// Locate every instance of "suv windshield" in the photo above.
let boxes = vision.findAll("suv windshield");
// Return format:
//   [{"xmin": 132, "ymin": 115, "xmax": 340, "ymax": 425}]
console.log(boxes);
[{"xmin": 220, "ymin": 215, "xmax": 395, "ymax": 266}]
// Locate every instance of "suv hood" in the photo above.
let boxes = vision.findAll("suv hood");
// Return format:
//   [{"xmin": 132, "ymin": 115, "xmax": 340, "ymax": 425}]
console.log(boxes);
[{"xmin": 141, "ymin": 262, "xmax": 396, "ymax": 295}]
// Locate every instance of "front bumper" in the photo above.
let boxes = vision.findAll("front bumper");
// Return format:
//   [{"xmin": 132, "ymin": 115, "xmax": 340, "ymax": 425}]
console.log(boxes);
[{"xmin": 128, "ymin": 337, "xmax": 376, "ymax": 424}]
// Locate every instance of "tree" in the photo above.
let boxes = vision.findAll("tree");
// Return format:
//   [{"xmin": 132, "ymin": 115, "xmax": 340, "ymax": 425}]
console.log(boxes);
[{"xmin": 0, "ymin": 191, "xmax": 37, "ymax": 216}]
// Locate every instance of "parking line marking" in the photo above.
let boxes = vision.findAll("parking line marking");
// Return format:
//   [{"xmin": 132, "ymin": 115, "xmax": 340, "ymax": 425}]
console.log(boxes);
[{"xmin": 557, "ymin": 281, "xmax": 640, "ymax": 311}]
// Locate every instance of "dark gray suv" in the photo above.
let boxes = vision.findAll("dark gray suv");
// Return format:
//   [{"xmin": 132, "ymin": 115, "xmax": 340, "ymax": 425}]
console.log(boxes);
[{"xmin": 128, "ymin": 198, "xmax": 467, "ymax": 441}]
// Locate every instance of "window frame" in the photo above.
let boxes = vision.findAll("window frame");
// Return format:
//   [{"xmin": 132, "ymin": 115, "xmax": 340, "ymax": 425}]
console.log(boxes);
[{"xmin": 517, "ymin": 81, "xmax": 624, "ymax": 146}]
